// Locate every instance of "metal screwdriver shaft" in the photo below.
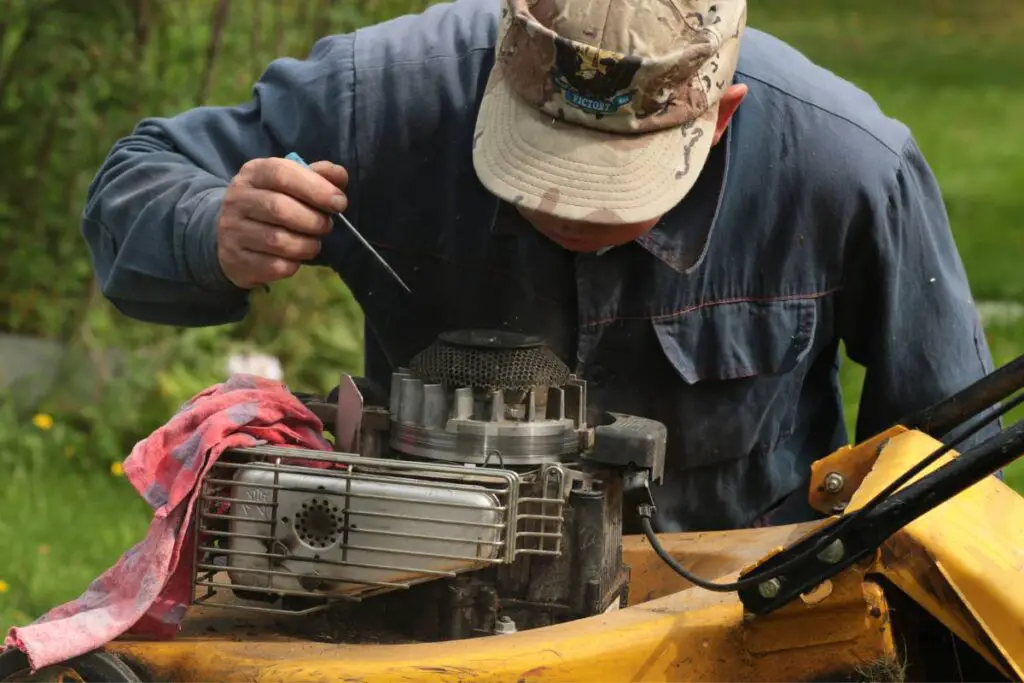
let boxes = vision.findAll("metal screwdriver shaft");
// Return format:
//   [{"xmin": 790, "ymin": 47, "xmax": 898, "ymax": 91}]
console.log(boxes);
[{"xmin": 285, "ymin": 152, "xmax": 411, "ymax": 293}]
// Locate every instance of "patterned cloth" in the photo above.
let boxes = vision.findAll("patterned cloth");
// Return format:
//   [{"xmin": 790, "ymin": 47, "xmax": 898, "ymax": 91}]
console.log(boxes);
[{"xmin": 4, "ymin": 374, "xmax": 334, "ymax": 672}]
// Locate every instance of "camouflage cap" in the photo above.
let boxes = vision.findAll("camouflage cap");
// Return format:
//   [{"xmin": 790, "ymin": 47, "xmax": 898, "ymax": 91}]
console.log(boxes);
[{"xmin": 473, "ymin": 0, "xmax": 747, "ymax": 224}]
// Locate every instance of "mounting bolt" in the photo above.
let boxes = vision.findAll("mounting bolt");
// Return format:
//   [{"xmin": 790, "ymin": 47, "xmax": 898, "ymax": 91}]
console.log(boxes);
[
  {"xmin": 823, "ymin": 472, "xmax": 845, "ymax": 494},
  {"xmin": 758, "ymin": 578, "xmax": 782, "ymax": 599},
  {"xmin": 817, "ymin": 539, "xmax": 845, "ymax": 565}
]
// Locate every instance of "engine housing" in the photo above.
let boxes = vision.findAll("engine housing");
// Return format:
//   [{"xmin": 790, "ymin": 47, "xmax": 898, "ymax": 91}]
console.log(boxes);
[{"xmin": 191, "ymin": 330, "xmax": 666, "ymax": 642}]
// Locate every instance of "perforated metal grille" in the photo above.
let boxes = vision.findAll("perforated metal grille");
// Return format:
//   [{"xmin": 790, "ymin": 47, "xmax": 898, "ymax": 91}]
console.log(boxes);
[
  {"xmin": 295, "ymin": 498, "xmax": 343, "ymax": 549},
  {"xmin": 408, "ymin": 338, "xmax": 572, "ymax": 390}
]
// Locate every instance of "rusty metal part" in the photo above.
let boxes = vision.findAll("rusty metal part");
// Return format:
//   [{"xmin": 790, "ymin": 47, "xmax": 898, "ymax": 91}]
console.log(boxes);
[
  {"xmin": 108, "ymin": 521, "xmax": 895, "ymax": 682},
  {"xmin": 333, "ymin": 374, "xmax": 363, "ymax": 453}
]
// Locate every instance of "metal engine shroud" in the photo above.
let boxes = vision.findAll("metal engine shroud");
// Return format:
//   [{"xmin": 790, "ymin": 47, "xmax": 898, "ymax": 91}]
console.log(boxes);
[
  {"xmin": 392, "ymin": 329, "xmax": 587, "ymax": 466},
  {"xmin": 191, "ymin": 330, "xmax": 667, "ymax": 641}
]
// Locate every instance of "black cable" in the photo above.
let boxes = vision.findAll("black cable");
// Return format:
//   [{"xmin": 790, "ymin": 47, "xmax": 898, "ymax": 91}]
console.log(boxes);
[
  {"xmin": 638, "ymin": 514, "xmax": 778, "ymax": 592},
  {"xmin": 638, "ymin": 390, "xmax": 1024, "ymax": 593}
]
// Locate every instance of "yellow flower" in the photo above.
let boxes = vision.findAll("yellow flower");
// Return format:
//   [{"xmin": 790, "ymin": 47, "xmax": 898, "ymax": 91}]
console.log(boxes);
[
  {"xmin": 32, "ymin": 413, "xmax": 54, "ymax": 431},
  {"xmin": 110, "ymin": 462, "xmax": 124, "ymax": 477},
  {"xmin": 0, "ymin": 580, "xmax": 8, "ymax": 593}
]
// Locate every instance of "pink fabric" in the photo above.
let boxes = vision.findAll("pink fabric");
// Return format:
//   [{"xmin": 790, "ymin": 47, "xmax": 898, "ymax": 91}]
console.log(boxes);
[{"xmin": 4, "ymin": 374, "xmax": 335, "ymax": 672}]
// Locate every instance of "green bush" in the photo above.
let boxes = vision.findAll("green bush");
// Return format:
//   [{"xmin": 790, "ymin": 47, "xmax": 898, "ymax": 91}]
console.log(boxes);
[{"xmin": 0, "ymin": 1, "xmax": 435, "ymax": 472}]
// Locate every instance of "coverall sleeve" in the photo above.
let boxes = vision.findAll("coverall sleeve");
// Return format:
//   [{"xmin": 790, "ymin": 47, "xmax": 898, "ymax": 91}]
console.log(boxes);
[
  {"xmin": 81, "ymin": 34, "xmax": 359, "ymax": 327},
  {"xmin": 839, "ymin": 136, "xmax": 1000, "ymax": 447}
]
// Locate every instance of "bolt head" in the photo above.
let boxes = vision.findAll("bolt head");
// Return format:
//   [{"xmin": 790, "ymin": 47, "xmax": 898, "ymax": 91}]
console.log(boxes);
[
  {"xmin": 816, "ymin": 539, "xmax": 845, "ymax": 564},
  {"xmin": 824, "ymin": 472, "xmax": 845, "ymax": 494},
  {"xmin": 758, "ymin": 578, "xmax": 782, "ymax": 599}
]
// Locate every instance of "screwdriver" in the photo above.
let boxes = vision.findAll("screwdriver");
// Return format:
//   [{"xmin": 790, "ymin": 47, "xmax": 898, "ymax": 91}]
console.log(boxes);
[{"xmin": 285, "ymin": 152, "xmax": 411, "ymax": 293}]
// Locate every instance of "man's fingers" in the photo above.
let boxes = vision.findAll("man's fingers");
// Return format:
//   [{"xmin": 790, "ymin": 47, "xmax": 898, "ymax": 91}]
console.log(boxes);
[
  {"xmin": 219, "ymin": 156, "xmax": 351, "ymax": 289},
  {"xmin": 241, "ymin": 157, "xmax": 347, "ymax": 214},
  {"xmin": 236, "ymin": 220, "xmax": 323, "ymax": 261},
  {"xmin": 308, "ymin": 160, "xmax": 349, "ymax": 189},
  {"xmin": 238, "ymin": 187, "xmax": 333, "ymax": 236},
  {"xmin": 234, "ymin": 249, "xmax": 302, "ymax": 286}
]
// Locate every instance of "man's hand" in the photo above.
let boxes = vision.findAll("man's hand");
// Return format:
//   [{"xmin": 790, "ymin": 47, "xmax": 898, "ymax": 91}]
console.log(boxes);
[{"xmin": 217, "ymin": 157, "xmax": 349, "ymax": 290}]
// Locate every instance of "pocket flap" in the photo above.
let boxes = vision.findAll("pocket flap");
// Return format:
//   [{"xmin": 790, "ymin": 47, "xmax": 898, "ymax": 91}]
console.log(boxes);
[{"xmin": 652, "ymin": 298, "xmax": 818, "ymax": 384}]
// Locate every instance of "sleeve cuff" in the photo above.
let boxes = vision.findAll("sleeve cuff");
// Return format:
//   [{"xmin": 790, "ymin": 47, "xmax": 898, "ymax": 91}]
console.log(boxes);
[{"xmin": 182, "ymin": 186, "xmax": 245, "ymax": 292}]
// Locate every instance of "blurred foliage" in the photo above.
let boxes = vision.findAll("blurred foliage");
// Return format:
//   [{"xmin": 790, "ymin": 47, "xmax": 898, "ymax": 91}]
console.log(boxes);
[{"xmin": 0, "ymin": 0, "xmax": 436, "ymax": 468}]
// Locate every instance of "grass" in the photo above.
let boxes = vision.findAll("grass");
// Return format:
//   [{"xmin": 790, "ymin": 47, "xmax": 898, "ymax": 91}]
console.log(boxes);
[
  {"xmin": 749, "ymin": 0, "xmax": 1024, "ymax": 305},
  {"xmin": 0, "ymin": 464, "xmax": 150, "ymax": 631},
  {"xmin": 2, "ymin": 0, "xmax": 1023, "ymax": 634}
]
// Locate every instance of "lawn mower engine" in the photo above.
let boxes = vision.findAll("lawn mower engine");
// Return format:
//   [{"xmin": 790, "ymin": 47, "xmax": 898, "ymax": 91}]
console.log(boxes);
[{"xmin": 191, "ymin": 330, "xmax": 666, "ymax": 643}]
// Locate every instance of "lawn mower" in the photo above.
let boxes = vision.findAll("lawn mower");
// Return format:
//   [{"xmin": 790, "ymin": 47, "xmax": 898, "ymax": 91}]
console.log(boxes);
[{"xmin": 2, "ymin": 328, "xmax": 1023, "ymax": 682}]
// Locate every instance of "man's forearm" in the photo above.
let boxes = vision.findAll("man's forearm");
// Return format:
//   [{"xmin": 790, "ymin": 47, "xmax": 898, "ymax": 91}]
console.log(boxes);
[
  {"xmin": 81, "ymin": 33, "xmax": 359, "ymax": 326},
  {"xmin": 83, "ymin": 124, "xmax": 249, "ymax": 327}
]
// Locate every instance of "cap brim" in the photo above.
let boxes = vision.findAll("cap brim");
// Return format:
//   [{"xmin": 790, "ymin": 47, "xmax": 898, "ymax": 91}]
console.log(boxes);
[{"xmin": 472, "ymin": 67, "xmax": 718, "ymax": 224}]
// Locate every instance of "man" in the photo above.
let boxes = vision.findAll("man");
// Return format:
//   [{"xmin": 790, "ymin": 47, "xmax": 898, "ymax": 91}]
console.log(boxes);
[{"xmin": 82, "ymin": 0, "xmax": 995, "ymax": 533}]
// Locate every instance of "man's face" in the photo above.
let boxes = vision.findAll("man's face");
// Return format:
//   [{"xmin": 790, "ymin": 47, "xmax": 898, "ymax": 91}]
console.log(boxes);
[{"xmin": 516, "ymin": 207, "xmax": 662, "ymax": 253}]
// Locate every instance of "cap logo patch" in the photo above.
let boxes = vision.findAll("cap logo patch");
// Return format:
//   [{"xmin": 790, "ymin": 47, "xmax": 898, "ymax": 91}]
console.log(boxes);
[{"xmin": 551, "ymin": 39, "xmax": 641, "ymax": 117}]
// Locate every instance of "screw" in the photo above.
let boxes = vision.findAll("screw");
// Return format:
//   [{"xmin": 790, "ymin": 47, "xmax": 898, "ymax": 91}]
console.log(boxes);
[
  {"xmin": 824, "ymin": 472, "xmax": 845, "ymax": 494},
  {"xmin": 817, "ymin": 539, "xmax": 845, "ymax": 564},
  {"xmin": 758, "ymin": 578, "xmax": 782, "ymax": 599}
]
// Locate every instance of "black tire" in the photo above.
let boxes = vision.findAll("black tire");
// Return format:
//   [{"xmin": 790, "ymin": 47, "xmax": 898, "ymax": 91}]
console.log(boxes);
[{"xmin": 0, "ymin": 648, "xmax": 142, "ymax": 682}]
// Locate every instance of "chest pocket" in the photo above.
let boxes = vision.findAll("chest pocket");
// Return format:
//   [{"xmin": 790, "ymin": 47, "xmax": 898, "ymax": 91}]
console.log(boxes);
[{"xmin": 647, "ymin": 297, "xmax": 819, "ymax": 470}]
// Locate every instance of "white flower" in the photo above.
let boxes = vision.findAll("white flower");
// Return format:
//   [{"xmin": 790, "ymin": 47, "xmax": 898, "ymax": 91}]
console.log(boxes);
[{"xmin": 226, "ymin": 352, "xmax": 284, "ymax": 381}]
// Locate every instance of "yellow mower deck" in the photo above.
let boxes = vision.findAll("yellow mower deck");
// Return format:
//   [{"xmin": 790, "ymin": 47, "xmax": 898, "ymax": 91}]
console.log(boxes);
[{"xmin": 87, "ymin": 430, "xmax": 1024, "ymax": 681}]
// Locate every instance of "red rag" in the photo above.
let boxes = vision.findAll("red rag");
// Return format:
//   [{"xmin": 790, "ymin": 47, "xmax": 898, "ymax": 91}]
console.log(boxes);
[{"xmin": 4, "ymin": 374, "xmax": 335, "ymax": 672}]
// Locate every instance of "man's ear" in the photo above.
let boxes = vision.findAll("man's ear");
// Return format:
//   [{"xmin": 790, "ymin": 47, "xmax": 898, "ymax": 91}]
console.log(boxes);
[{"xmin": 712, "ymin": 83, "xmax": 748, "ymax": 145}]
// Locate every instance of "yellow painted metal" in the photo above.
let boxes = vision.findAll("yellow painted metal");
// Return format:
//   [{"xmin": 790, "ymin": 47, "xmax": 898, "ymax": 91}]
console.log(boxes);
[
  {"xmin": 841, "ymin": 429, "xmax": 1024, "ymax": 680},
  {"xmin": 807, "ymin": 425, "xmax": 908, "ymax": 514},
  {"xmin": 108, "ymin": 522, "xmax": 895, "ymax": 682},
  {"xmin": 622, "ymin": 522, "xmax": 828, "ymax": 604}
]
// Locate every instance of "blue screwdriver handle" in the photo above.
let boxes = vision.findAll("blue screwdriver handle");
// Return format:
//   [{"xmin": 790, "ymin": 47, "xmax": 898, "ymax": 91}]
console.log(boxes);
[{"xmin": 284, "ymin": 152, "xmax": 411, "ymax": 293}]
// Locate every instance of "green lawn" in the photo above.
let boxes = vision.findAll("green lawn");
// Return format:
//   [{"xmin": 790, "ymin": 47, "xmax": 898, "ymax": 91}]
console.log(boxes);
[
  {"xmin": 2, "ymin": 0, "xmax": 1023, "ymax": 634},
  {"xmin": 0, "ymin": 464, "xmax": 150, "ymax": 630}
]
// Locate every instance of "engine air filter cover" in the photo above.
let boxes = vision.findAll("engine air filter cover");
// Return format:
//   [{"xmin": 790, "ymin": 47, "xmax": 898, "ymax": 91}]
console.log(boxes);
[{"xmin": 408, "ymin": 329, "xmax": 572, "ymax": 391}]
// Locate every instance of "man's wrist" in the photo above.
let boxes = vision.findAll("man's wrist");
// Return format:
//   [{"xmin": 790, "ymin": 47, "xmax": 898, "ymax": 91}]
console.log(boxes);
[{"xmin": 183, "ymin": 186, "xmax": 244, "ymax": 292}]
